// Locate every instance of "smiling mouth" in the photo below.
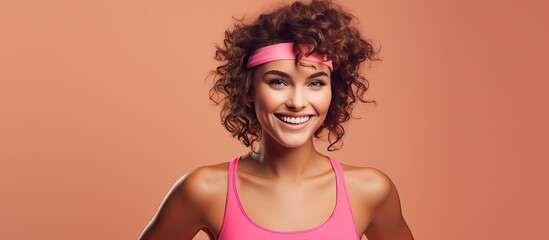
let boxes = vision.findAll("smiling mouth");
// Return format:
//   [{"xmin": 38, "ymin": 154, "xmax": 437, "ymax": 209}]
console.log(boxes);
[{"xmin": 275, "ymin": 114, "xmax": 312, "ymax": 125}]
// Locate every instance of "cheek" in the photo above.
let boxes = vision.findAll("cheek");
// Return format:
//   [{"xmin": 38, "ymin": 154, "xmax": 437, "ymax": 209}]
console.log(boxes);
[
  {"xmin": 311, "ymin": 90, "xmax": 332, "ymax": 114},
  {"xmin": 253, "ymin": 88, "xmax": 283, "ymax": 116}
]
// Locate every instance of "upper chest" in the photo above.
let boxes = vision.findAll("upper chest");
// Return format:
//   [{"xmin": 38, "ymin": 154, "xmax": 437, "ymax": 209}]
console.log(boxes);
[{"xmin": 201, "ymin": 163, "xmax": 378, "ymax": 238}]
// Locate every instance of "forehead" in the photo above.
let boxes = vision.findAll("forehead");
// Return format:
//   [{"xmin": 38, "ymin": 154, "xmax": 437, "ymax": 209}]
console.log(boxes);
[{"xmin": 252, "ymin": 60, "xmax": 331, "ymax": 78}]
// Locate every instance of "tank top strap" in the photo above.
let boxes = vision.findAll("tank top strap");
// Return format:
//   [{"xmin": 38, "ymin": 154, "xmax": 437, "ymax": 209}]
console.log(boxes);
[
  {"xmin": 218, "ymin": 156, "xmax": 360, "ymax": 240},
  {"xmin": 227, "ymin": 156, "xmax": 237, "ymax": 193},
  {"xmin": 217, "ymin": 156, "xmax": 242, "ymax": 238},
  {"xmin": 328, "ymin": 156, "xmax": 360, "ymax": 237},
  {"xmin": 328, "ymin": 157, "xmax": 348, "ymax": 204}
]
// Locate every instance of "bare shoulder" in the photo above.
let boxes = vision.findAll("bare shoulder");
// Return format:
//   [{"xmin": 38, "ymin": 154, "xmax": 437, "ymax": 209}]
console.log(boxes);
[
  {"xmin": 339, "ymin": 163, "xmax": 414, "ymax": 239},
  {"xmin": 340, "ymin": 163, "xmax": 394, "ymax": 208},
  {"xmin": 139, "ymin": 162, "xmax": 230, "ymax": 240},
  {"xmin": 176, "ymin": 162, "xmax": 229, "ymax": 206}
]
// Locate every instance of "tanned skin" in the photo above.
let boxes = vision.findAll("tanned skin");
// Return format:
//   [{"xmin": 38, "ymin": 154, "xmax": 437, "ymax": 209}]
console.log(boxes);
[{"xmin": 140, "ymin": 61, "xmax": 413, "ymax": 240}]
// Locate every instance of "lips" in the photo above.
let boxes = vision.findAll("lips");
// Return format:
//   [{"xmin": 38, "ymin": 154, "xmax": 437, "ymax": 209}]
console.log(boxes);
[
  {"xmin": 275, "ymin": 114, "xmax": 311, "ymax": 124},
  {"xmin": 274, "ymin": 114, "xmax": 314, "ymax": 131}
]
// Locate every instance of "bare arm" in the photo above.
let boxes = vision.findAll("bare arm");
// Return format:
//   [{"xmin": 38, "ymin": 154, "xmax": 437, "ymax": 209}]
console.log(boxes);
[
  {"xmin": 364, "ymin": 172, "xmax": 414, "ymax": 240},
  {"xmin": 139, "ymin": 168, "xmax": 213, "ymax": 240}
]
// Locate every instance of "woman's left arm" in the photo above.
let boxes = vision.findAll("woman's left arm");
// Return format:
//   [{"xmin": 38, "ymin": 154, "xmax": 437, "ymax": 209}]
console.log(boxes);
[{"xmin": 363, "ymin": 172, "xmax": 414, "ymax": 240}]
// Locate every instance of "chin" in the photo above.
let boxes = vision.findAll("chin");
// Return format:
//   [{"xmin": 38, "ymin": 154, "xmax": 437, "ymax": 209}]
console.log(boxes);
[
  {"xmin": 269, "ymin": 130, "xmax": 315, "ymax": 149},
  {"xmin": 277, "ymin": 137, "xmax": 310, "ymax": 148}
]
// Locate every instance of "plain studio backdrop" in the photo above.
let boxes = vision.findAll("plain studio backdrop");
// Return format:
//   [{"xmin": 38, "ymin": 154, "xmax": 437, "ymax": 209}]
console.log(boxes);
[{"xmin": 0, "ymin": 0, "xmax": 547, "ymax": 239}]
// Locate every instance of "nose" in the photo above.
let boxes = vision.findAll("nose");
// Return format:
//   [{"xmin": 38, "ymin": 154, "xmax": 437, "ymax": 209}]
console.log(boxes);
[{"xmin": 286, "ymin": 87, "xmax": 307, "ymax": 110}]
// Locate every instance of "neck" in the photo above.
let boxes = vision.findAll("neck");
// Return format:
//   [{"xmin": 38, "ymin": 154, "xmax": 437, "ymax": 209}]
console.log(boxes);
[{"xmin": 249, "ymin": 134, "xmax": 328, "ymax": 182}]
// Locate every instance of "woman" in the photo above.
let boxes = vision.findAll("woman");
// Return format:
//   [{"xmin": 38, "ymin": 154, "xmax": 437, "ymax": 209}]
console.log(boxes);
[{"xmin": 140, "ymin": 0, "xmax": 414, "ymax": 239}]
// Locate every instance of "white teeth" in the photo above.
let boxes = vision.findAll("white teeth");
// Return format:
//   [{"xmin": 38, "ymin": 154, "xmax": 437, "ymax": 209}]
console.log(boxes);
[{"xmin": 279, "ymin": 115, "xmax": 310, "ymax": 124}]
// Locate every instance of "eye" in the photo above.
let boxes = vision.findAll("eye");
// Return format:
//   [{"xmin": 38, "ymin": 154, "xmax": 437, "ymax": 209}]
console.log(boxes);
[
  {"xmin": 308, "ymin": 80, "xmax": 326, "ymax": 88},
  {"xmin": 268, "ymin": 78, "xmax": 287, "ymax": 86}
]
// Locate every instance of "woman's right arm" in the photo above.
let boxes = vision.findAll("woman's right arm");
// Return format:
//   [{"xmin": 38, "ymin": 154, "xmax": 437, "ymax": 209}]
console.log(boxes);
[{"xmin": 139, "ymin": 166, "xmax": 218, "ymax": 240}]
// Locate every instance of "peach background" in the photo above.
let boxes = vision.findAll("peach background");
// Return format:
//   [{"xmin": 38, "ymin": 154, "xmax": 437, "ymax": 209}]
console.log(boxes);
[{"xmin": 1, "ymin": 0, "xmax": 548, "ymax": 239}]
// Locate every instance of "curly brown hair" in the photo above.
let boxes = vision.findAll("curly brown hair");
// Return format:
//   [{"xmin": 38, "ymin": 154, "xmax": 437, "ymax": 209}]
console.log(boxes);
[{"xmin": 209, "ymin": 0, "xmax": 380, "ymax": 151}]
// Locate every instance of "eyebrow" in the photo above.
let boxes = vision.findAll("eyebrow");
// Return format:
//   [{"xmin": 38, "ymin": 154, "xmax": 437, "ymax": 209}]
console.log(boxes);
[
  {"xmin": 263, "ymin": 70, "xmax": 329, "ymax": 79},
  {"xmin": 308, "ymin": 71, "xmax": 329, "ymax": 79}
]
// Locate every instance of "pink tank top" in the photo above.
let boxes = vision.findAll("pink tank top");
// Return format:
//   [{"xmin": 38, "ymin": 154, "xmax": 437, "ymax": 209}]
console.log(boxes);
[{"xmin": 217, "ymin": 156, "xmax": 360, "ymax": 240}]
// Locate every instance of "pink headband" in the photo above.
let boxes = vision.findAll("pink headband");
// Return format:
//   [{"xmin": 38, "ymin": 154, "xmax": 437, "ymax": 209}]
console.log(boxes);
[{"xmin": 246, "ymin": 42, "xmax": 333, "ymax": 71}]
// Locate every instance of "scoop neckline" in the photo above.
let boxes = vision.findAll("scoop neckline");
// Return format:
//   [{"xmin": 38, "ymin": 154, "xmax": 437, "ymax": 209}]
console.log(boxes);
[{"xmin": 232, "ymin": 155, "xmax": 339, "ymax": 234}]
